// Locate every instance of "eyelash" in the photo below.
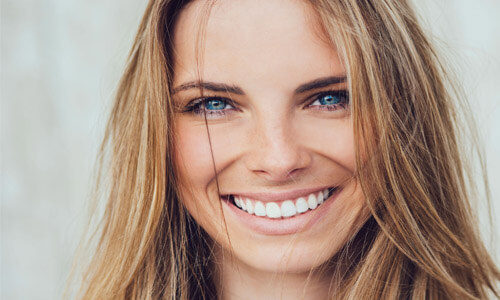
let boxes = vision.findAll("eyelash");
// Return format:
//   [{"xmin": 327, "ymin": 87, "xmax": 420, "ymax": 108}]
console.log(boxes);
[
  {"xmin": 307, "ymin": 90, "xmax": 349, "ymax": 111},
  {"xmin": 182, "ymin": 90, "xmax": 349, "ymax": 118},
  {"xmin": 183, "ymin": 97, "xmax": 237, "ymax": 118}
]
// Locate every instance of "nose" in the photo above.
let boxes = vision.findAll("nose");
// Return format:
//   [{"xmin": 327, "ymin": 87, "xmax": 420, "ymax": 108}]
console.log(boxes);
[{"xmin": 245, "ymin": 115, "xmax": 311, "ymax": 182}]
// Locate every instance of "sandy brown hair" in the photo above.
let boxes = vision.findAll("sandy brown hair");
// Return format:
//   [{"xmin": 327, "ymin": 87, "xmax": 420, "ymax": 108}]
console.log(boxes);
[{"xmin": 70, "ymin": 0, "xmax": 500, "ymax": 299}]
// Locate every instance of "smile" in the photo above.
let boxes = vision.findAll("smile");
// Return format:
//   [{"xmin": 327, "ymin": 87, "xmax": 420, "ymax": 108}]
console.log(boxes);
[{"xmin": 228, "ymin": 187, "xmax": 338, "ymax": 219}]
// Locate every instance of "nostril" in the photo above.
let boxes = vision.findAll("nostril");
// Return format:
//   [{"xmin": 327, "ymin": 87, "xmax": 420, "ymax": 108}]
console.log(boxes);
[
  {"xmin": 251, "ymin": 166, "xmax": 304, "ymax": 182},
  {"xmin": 245, "ymin": 125, "xmax": 312, "ymax": 181},
  {"xmin": 246, "ymin": 147, "xmax": 312, "ymax": 182},
  {"xmin": 287, "ymin": 168, "xmax": 301, "ymax": 178}
]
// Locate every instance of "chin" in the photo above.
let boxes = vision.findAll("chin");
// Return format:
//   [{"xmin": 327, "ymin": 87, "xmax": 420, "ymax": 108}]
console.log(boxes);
[{"xmin": 233, "ymin": 241, "xmax": 342, "ymax": 274}]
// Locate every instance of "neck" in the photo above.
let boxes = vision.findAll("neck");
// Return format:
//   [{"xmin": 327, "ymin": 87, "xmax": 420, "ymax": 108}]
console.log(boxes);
[{"xmin": 215, "ymin": 249, "xmax": 334, "ymax": 300}]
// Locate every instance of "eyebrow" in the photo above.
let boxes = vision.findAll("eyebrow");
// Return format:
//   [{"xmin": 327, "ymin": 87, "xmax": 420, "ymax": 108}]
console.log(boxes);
[
  {"xmin": 294, "ymin": 76, "xmax": 347, "ymax": 93},
  {"xmin": 173, "ymin": 81, "xmax": 244, "ymax": 95},
  {"xmin": 172, "ymin": 75, "xmax": 347, "ymax": 95}
]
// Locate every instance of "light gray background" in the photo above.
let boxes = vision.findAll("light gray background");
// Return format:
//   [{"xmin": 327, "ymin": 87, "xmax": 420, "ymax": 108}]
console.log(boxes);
[{"xmin": 1, "ymin": 1, "xmax": 499, "ymax": 299}]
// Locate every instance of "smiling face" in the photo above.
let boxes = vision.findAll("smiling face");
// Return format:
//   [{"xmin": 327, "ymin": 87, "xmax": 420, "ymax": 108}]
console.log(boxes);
[{"xmin": 172, "ymin": 0, "xmax": 369, "ymax": 274}]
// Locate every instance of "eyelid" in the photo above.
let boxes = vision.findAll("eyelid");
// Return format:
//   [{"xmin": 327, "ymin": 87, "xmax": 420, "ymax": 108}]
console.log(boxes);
[
  {"xmin": 185, "ymin": 96, "xmax": 237, "ymax": 110},
  {"xmin": 181, "ymin": 96, "xmax": 241, "ymax": 121},
  {"xmin": 180, "ymin": 90, "xmax": 349, "ymax": 117},
  {"xmin": 304, "ymin": 89, "xmax": 349, "ymax": 107}
]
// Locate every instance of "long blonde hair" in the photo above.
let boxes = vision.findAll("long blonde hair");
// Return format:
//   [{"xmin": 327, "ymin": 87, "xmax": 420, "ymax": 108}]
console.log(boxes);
[{"xmin": 73, "ymin": 0, "xmax": 500, "ymax": 299}]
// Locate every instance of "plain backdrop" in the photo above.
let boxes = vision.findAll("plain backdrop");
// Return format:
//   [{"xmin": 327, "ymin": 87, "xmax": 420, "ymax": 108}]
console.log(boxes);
[{"xmin": 1, "ymin": 0, "xmax": 499, "ymax": 299}]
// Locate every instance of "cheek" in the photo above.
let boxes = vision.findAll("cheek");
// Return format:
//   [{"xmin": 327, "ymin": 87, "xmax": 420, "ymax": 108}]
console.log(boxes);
[
  {"xmin": 174, "ymin": 120, "xmax": 225, "ymax": 234},
  {"xmin": 174, "ymin": 121, "xmax": 215, "ymax": 187},
  {"xmin": 174, "ymin": 119, "xmax": 243, "ymax": 226},
  {"xmin": 299, "ymin": 117, "xmax": 356, "ymax": 171},
  {"xmin": 329, "ymin": 124, "xmax": 356, "ymax": 170},
  {"xmin": 175, "ymin": 119, "xmax": 249, "ymax": 186}
]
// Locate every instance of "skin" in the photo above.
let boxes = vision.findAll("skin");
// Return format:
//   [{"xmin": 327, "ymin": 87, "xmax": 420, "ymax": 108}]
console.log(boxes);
[{"xmin": 172, "ymin": 0, "xmax": 369, "ymax": 298}]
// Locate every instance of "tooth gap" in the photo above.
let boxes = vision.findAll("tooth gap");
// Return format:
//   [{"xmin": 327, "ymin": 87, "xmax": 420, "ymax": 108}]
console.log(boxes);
[{"xmin": 326, "ymin": 186, "xmax": 338, "ymax": 199}]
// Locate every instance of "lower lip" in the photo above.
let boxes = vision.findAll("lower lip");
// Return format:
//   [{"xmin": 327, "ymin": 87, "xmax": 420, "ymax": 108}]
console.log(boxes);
[{"xmin": 222, "ymin": 189, "xmax": 341, "ymax": 236}]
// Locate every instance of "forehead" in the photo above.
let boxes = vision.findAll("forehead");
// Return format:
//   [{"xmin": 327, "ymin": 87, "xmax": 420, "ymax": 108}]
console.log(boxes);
[{"xmin": 172, "ymin": 0, "xmax": 344, "ymax": 91}]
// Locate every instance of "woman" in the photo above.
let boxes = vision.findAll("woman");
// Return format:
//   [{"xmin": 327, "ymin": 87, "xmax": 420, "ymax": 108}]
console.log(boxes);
[{"xmin": 75, "ymin": 0, "xmax": 500, "ymax": 299}]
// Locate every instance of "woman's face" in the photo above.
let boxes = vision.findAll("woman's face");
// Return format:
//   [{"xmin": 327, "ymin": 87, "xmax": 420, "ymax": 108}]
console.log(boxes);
[{"xmin": 172, "ymin": 0, "xmax": 368, "ymax": 273}]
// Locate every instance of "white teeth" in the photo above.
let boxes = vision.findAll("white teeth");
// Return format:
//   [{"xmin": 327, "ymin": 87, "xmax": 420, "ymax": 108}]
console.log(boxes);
[
  {"xmin": 307, "ymin": 194, "xmax": 318, "ymax": 209},
  {"xmin": 234, "ymin": 197, "xmax": 242, "ymax": 208},
  {"xmin": 232, "ymin": 188, "xmax": 335, "ymax": 218},
  {"xmin": 317, "ymin": 191, "xmax": 324, "ymax": 205},
  {"xmin": 281, "ymin": 200, "xmax": 296, "ymax": 217},
  {"xmin": 254, "ymin": 201, "xmax": 266, "ymax": 216},
  {"xmin": 245, "ymin": 199, "xmax": 254, "ymax": 214},
  {"xmin": 307, "ymin": 193, "xmax": 317, "ymax": 210},
  {"xmin": 296, "ymin": 197, "xmax": 309, "ymax": 213},
  {"xmin": 266, "ymin": 202, "xmax": 281, "ymax": 218}
]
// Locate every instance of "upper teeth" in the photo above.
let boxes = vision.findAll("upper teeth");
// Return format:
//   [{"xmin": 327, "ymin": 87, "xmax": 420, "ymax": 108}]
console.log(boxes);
[{"xmin": 233, "ymin": 188, "xmax": 331, "ymax": 219}]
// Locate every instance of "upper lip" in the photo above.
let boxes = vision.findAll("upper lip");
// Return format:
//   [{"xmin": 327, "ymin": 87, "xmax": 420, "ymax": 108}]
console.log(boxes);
[{"xmin": 225, "ymin": 186, "xmax": 336, "ymax": 202}]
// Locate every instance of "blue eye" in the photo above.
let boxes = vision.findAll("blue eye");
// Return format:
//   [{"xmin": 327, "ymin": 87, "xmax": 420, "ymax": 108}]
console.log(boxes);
[
  {"xmin": 308, "ymin": 91, "xmax": 349, "ymax": 111},
  {"xmin": 205, "ymin": 99, "xmax": 227, "ymax": 110},
  {"xmin": 318, "ymin": 94, "xmax": 341, "ymax": 105},
  {"xmin": 184, "ymin": 97, "xmax": 235, "ymax": 119}
]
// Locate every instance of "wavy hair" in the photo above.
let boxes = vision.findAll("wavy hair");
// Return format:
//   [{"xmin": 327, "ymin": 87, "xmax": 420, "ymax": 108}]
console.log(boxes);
[{"xmin": 71, "ymin": 0, "xmax": 500, "ymax": 299}]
